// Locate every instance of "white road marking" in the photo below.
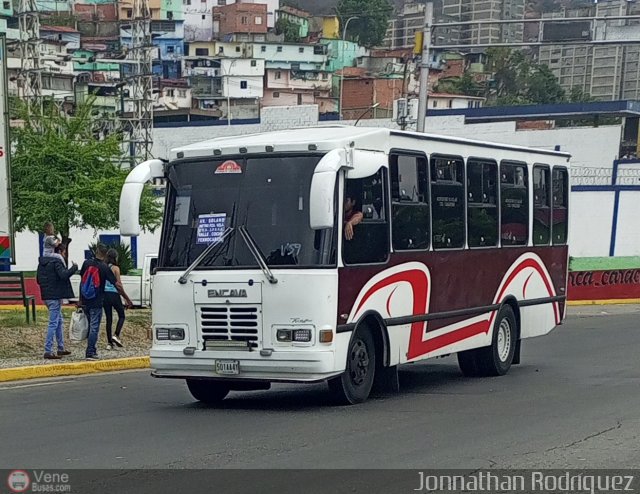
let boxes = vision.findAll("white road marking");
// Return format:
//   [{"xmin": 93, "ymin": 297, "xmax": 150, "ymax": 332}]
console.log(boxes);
[{"xmin": 0, "ymin": 379, "xmax": 75, "ymax": 390}]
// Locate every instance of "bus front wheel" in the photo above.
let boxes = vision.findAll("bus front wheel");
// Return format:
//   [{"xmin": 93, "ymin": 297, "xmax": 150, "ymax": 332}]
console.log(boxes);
[
  {"xmin": 328, "ymin": 328, "xmax": 376, "ymax": 405},
  {"xmin": 186, "ymin": 379, "xmax": 230, "ymax": 404},
  {"xmin": 457, "ymin": 304, "xmax": 517, "ymax": 377}
]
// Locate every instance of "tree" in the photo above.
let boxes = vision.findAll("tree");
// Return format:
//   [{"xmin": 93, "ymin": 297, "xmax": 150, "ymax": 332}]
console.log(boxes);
[
  {"xmin": 336, "ymin": 0, "xmax": 393, "ymax": 48},
  {"xmin": 485, "ymin": 48, "xmax": 565, "ymax": 106},
  {"xmin": 436, "ymin": 73, "xmax": 483, "ymax": 97},
  {"xmin": 275, "ymin": 17, "xmax": 301, "ymax": 43},
  {"xmin": 526, "ymin": 64, "xmax": 565, "ymax": 104},
  {"xmin": 567, "ymin": 86, "xmax": 594, "ymax": 103},
  {"xmin": 11, "ymin": 96, "xmax": 162, "ymax": 248}
]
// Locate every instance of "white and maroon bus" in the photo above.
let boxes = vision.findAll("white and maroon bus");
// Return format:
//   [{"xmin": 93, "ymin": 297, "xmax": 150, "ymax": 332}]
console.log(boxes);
[{"xmin": 120, "ymin": 127, "xmax": 570, "ymax": 405}]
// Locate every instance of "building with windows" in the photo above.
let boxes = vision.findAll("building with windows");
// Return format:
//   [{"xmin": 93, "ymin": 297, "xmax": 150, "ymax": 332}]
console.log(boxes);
[
  {"xmin": 537, "ymin": 0, "xmax": 640, "ymax": 101},
  {"xmin": 276, "ymin": 5, "xmax": 311, "ymax": 40},
  {"xmin": 440, "ymin": 0, "xmax": 524, "ymax": 46},
  {"xmin": 184, "ymin": 56, "xmax": 264, "ymax": 119},
  {"xmin": 213, "ymin": 2, "xmax": 268, "ymax": 42},
  {"xmin": 185, "ymin": 0, "xmax": 280, "ymax": 42},
  {"xmin": 255, "ymin": 42, "xmax": 334, "ymax": 113}
]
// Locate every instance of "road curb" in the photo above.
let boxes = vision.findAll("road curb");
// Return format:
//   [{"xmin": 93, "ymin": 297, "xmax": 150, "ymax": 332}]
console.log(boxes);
[
  {"xmin": 0, "ymin": 356, "xmax": 150, "ymax": 383},
  {"xmin": 567, "ymin": 299, "xmax": 640, "ymax": 306}
]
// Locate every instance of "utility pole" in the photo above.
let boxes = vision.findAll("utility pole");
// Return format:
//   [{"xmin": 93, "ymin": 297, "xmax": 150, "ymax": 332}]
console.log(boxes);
[
  {"xmin": 123, "ymin": 0, "xmax": 154, "ymax": 167},
  {"xmin": 17, "ymin": 0, "xmax": 42, "ymax": 113},
  {"xmin": 416, "ymin": 1, "xmax": 433, "ymax": 133}
]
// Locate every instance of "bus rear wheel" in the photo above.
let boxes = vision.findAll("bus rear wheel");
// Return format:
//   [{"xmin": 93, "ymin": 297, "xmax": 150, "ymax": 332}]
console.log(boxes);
[
  {"xmin": 457, "ymin": 305, "xmax": 517, "ymax": 377},
  {"xmin": 186, "ymin": 379, "xmax": 230, "ymax": 404},
  {"xmin": 328, "ymin": 328, "xmax": 376, "ymax": 405}
]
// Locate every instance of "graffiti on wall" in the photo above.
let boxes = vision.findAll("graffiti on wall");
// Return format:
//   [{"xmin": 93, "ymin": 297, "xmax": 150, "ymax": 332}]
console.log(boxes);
[{"xmin": 568, "ymin": 269, "xmax": 640, "ymax": 300}]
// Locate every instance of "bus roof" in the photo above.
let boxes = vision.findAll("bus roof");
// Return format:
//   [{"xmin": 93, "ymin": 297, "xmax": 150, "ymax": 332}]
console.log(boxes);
[{"xmin": 170, "ymin": 126, "xmax": 572, "ymax": 161}]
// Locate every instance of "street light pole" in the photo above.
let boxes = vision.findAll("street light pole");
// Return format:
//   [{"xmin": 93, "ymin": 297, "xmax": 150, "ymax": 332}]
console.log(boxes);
[
  {"xmin": 416, "ymin": 2, "xmax": 433, "ymax": 133},
  {"xmin": 339, "ymin": 16, "xmax": 359, "ymax": 121},
  {"xmin": 354, "ymin": 102, "xmax": 380, "ymax": 126}
]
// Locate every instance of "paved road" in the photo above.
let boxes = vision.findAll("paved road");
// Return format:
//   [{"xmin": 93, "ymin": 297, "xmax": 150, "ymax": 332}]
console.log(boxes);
[{"xmin": 1, "ymin": 310, "xmax": 639, "ymax": 471}]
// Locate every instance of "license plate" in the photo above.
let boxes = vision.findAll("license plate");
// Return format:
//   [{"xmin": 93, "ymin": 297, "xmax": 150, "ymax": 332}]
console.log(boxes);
[{"xmin": 215, "ymin": 360, "xmax": 240, "ymax": 375}]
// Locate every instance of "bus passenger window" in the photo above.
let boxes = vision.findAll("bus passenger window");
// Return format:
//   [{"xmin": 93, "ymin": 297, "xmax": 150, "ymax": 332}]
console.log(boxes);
[
  {"xmin": 467, "ymin": 159, "xmax": 498, "ymax": 248},
  {"xmin": 552, "ymin": 167, "xmax": 569, "ymax": 245},
  {"xmin": 533, "ymin": 165, "xmax": 551, "ymax": 246},
  {"xmin": 390, "ymin": 153, "xmax": 429, "ymax": 251},
  {"xmin": 431, "ymin": 155, "xmax": 465, "ymax": 249},
  {"xmin": 343, "ymin": 168, "xmax": 390, "ymax": 265},
  {"xmin": 500, "ymin": 161, "xmax": 529, "ymax": 246}
]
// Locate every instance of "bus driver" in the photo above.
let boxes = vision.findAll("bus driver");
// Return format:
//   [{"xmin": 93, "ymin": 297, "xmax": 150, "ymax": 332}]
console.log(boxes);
[{"xmin": 344, "ymin": 190, "xmax": 363, "ymax": 241}]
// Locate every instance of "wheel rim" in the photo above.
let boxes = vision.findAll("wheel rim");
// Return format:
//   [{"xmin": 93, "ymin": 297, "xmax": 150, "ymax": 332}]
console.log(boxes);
[
  {"xmin": 349, "ymin": 339, "xmax": 370, "ymax": 386},
  {"xmin": 496, "ymin": 318, "xmax": 512, "ymax": 362}
]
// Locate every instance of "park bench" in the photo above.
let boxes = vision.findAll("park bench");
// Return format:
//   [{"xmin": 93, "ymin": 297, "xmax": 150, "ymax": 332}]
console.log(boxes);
[{"xmin": 0, "ymin": 272, "xmax": 37, "ymax": 323}]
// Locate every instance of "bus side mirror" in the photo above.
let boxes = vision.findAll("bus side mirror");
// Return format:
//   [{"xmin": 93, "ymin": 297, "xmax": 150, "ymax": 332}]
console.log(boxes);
[
  {"xmin": 120, "ymin": 159, "xmax": 165, "ymax": 236},
  {"xmin": 309, "ymin": 171, "xmax": 336, "ymax": 230}
]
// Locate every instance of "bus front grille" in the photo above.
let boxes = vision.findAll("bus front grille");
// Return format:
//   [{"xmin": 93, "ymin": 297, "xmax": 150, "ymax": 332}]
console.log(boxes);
[{"xmin": 199, "ymin": 306, "xmax": 260, "ymax": 349}]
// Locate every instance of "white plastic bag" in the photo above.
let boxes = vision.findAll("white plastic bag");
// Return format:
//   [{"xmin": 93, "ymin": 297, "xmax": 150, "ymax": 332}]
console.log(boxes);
[{"xmin": 69, "ymin": 308, "xmax": 88, "ymax": 342}]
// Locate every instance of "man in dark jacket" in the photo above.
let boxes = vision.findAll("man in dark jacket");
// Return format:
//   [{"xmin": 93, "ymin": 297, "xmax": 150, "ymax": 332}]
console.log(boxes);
[{"xmin": 36, "ymin": 244, "xmax": 78, "ymax": 359}]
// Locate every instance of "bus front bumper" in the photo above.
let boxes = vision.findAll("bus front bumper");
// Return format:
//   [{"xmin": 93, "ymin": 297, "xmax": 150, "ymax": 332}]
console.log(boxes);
[{"xmin": 150, "ymin": 348, "xmax": 341, "ymax": 383}]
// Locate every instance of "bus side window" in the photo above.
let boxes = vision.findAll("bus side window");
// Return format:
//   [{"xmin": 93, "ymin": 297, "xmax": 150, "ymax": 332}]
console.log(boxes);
[
  {"xmin": 467, "ymin": 158, "xmax": 498, "ymax": 248},
  {"xmin": 390, "ymin": 153, "xmax": 430, "ymax": 251},
  {"xmin": 500, "ymin": 161, "xmax": 529, "ymax": 246},
  {"xmin": 343, "ymin": 168, "xmax": 390, "ymax": 265},
  {"xmin": 533, "ymin": 165, "xmax": 551, "ymax": 246},
  {"xmin": 431, "ymin": 155, "xmax": 465, "ymax": 249},
  {"xmin": 552, "ymin": 167, "xmax": 569, "ymax": 245}
]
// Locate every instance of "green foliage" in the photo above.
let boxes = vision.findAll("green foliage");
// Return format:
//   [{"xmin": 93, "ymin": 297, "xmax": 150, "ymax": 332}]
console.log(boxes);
[
  {"xmin": 486, "ymin": 48, "xmax": 565, "ymax": 106},
  {"xmin": 89, "ymin": 240, "xmax": 135, "ymax": 275},
  {"xmin": 567, "ymin": 86, "xmax": 594, "ymax": 103},
  {"xmin": 275, "ymin": 17, "xmax": 302, "ymax": 43},
  {"xmin": 10, "ymin": 96, "xmax": 162, "ymax": 240},
  {"xmin": 436, "ymin": 73, "xmax": 483, "ymax": 97},
  {"xmin": 336, "ymin": 0, "xmax": 393, "ymax": 48}
]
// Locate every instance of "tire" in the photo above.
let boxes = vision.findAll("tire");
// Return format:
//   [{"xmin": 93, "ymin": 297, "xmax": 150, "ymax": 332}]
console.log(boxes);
[
  {"xmin": 186, "ymin": 379, "xmax": 230, "ymax": 404},
  {"xmin": 457, "ymin": 304, "xmax": 517, "ymax": 377},
  {"xmin": 328, "ymin": 328, "xmax": 376, "ymax": 405},
  {"xmin": 457, "ymin": 350, "xmax": 482, "ymax": 377}
]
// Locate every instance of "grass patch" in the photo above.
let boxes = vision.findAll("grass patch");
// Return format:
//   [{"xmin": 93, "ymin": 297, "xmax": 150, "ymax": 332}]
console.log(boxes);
[{"xmin": 0, "ymin": 307, "xmax": 151, "ymax": 359}]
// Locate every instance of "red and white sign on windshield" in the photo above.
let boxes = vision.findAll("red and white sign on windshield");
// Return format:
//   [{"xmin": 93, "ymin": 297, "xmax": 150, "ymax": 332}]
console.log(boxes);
[{"xmin": 215, "ymin": 160, "xmax": 243, "ymax": 174}]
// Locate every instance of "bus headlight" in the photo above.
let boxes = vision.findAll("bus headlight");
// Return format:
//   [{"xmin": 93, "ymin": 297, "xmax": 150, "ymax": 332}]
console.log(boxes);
[
  {"xmin": 275, "ymin": 328, "xmax": 313, "ymax": 344},
  {"xmin": 156, "ymin": 327, "xmax": 185, "ymax": 341}
]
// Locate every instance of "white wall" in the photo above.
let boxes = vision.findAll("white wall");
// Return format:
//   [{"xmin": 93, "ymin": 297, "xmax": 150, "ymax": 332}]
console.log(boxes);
[
  {"xmin": 224, "ymin": 75, "xmax": 263, "ymax": 98},
  {"xmin": 14, "ymin": 226, "xmax": 162, "ymax": 272},
  {"xmin": 425, "ymin": 115, "xmax": 622, "ymax": 170},
  {"xmin": 569, "ymin": 192, "xmax": 615, "ymax": 257},
  {"xmin": 13, "ymin": 110, "xmax": 636, "ymax": 270},
  {"xmin": 615, "ymin": 191, "xmax": 640, "ymax": 256}
]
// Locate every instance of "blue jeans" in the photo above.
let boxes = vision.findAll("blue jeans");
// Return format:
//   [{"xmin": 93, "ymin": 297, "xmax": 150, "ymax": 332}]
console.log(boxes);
[
  {"xmin": 85, "ymin": 306, "xmax": 103, "ymax": 357},
  {"xmin": 44, "ymin": 299, "xmax": 64, "ymax": 354}
]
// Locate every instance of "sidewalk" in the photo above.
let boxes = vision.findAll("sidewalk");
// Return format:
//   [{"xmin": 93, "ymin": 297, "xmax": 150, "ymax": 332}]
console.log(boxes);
[{"xmin": 566, "ymin": 303, "xmax": 640, "ymax": 318}]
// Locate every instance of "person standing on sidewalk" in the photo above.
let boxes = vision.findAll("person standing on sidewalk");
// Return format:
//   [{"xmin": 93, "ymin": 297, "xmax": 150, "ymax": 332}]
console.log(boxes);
[
  {"xmin": 79, "ymin": 243, "xmax": 120, "ymax": 361},
  {"xmin": 36, "ymin": 243, "xmax": 78, "ymax": 359},
  {"xmin": 104, "ymin": 248, "xmax": 133, "ymax": 350}
]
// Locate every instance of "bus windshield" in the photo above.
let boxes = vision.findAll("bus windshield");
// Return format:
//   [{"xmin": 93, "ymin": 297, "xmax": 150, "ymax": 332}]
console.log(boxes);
[{"xmin": 161, "ymin": 154, "xmax": 336, "ymax": 269}]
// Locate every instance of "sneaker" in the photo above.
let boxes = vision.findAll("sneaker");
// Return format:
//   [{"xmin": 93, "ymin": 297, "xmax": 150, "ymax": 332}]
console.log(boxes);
[
  {"xmin": 86, "ymin": 355, "xmax": 100, "ymax": 361},
  {"xmin": 57, "ymin": 350, "xmax": 72, "ymax": 356},
  {"xmin": 112, "ymin": 335, "xmax": 124, "ymax": 348},
  {"xmin": 44, "ymin": 352, "xmax": 62, "ymax": 360},
  {"xmin": 106, "ymin": 344, "xmax": 113, "ymax": 351}
]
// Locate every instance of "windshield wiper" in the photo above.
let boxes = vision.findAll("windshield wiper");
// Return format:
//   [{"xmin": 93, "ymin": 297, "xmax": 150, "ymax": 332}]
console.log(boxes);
[
  {"xmin": 178, "ymin": 227, "xmax": 235, "ymax": 284},
  {"xmin": 238, "ymin": 225, "xmax": 278, "ymax": 284}
]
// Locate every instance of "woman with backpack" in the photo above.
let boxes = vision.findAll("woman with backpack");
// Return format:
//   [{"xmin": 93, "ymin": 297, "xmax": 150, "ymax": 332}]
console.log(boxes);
[{"xmin": 103, "ymin": 248, "xmax": 134, "ymax": 350}]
